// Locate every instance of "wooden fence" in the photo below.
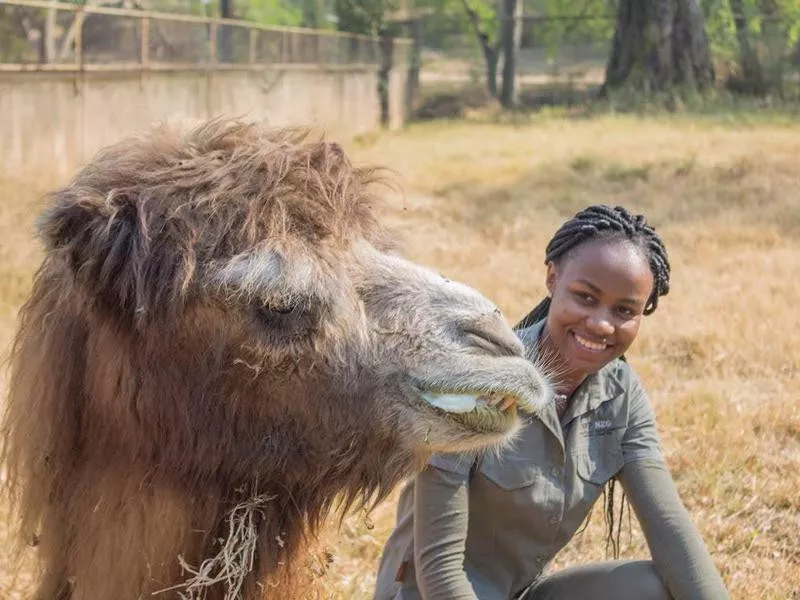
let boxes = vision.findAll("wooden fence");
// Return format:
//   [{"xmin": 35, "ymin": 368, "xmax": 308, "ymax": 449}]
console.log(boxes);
[{"xmin": 0, "ymin": 0, "xmax": 412, "ymax": 72}]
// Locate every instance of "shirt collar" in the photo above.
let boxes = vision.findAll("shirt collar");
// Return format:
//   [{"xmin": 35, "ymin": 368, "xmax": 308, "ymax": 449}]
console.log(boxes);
[{"xmin": 516, "ymin": 318, "xmax": 626, "ymax": 427}]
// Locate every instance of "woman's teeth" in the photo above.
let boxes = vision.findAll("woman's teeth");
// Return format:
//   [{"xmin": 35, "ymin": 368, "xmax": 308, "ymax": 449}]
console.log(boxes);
[{"xmin": 573, "ymin": 332, "xmax": 608, "ymax": 352}]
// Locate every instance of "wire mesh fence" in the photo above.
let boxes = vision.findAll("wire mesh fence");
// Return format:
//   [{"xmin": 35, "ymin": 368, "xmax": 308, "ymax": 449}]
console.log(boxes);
[{"xmin": 0, "ymin": 0, "xmax": 391, "ymax": 70}]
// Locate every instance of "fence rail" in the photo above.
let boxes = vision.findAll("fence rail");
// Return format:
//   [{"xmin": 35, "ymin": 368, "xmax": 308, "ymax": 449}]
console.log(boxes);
[{"xmin": 0, "ymin": 0, "xmax": 411, "ymax": 72}]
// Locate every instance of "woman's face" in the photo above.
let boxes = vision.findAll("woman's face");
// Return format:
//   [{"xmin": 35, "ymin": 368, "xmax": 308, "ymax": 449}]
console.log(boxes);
[{"xmin": 545, "ymin": 238, "xmax": 654, "ymax": 378}]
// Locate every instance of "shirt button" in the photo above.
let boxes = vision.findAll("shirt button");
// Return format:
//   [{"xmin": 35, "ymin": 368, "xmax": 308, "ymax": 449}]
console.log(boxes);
[
  {"xmin": 536, "ymin": 555, "xmax": 546, "ymax": 564},
  {"xmin": 549, "ymin": 516, "xmax": 559, "ymax": 526},
  {"xmin": 550, "ymin": 467, "xmax": 560, "ymax": 477}
]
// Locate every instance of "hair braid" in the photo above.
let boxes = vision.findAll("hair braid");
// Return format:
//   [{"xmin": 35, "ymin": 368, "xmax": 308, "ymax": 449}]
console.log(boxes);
[{"xmin": 516, "ymin": 205, "xmax": 671, "ymax": 330}]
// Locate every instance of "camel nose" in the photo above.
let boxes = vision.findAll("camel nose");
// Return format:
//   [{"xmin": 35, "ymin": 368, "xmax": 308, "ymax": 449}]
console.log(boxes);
[{"xmin": 459, "ymin": 310, "xmax": 525, "ymax": 357}]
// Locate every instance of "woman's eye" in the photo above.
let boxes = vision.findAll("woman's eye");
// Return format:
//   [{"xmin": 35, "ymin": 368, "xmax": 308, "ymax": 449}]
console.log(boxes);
[
  {"xmin": 617, "ymin": 306, "xmax": 634, "ymax": 318},
  {"xmin": 573, "ymin": 291, "xmax": 594, "ymax": 305}
]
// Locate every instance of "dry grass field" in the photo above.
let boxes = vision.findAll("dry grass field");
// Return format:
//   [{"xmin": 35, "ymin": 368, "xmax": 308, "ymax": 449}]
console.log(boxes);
[{"xmin": 1, "ymin": 113, "xmax": 798, "ymax": 599}]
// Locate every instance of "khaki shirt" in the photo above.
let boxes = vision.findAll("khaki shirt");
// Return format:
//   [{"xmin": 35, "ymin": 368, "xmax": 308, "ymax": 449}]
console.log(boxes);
[{"xmin": 374, "ymin": 320, "xmax": 685, "ymax": 599}]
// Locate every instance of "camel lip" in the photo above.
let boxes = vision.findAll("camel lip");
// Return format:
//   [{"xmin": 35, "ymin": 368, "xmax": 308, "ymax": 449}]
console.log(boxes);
[
  {"xmin": 409, "ymin": 381, "xmax": 532, "ymax": 415},
  {"xmin": 411, "ymin": 391, "xmax": 519, "ymax": 435}
]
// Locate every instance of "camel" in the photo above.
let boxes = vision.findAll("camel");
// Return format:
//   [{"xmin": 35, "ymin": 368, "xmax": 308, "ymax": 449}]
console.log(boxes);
[{"xmin": 0, "ymin": 118, "xmax": 551, "ymax": 600}]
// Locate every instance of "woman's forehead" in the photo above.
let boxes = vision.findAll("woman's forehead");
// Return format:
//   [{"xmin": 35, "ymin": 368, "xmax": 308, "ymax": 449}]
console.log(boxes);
[{"xmin": 559, "ymin": 239, "xmax": 654, "ymax": 297}]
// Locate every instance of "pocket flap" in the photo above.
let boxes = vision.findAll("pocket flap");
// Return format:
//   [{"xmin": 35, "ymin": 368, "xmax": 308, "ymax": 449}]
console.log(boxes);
[
  {"xmin": 576, "ymin": 443, "xmax": 624, "ymax": 485},
  {"xmin": 479, "ymin": 453, "xmax": 542, "ymax": 490}
]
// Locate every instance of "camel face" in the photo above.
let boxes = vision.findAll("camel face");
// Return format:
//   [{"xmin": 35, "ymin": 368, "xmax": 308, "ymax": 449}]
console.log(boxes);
[
  {"xmin": 350, "ymin": 243, "xmax": 552, "ymax": 453},
  {"xmin": 206, "ymin": 236, "xmax": 552, "ymax": 461}
]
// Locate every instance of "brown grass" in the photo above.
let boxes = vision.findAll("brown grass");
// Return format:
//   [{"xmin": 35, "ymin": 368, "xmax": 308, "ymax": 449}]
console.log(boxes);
[{"xmin": 2, "ymin": 114, "xmax": 799, "ymax": 599}]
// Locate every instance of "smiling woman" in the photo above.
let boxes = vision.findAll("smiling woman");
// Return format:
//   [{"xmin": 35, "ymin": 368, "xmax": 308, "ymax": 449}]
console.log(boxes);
[{"xmin": 373, "ymin": 205, "xmax": 731, "ymax": 600}]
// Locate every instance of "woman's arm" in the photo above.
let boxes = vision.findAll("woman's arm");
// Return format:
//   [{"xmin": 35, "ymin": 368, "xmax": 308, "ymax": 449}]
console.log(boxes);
[
  {"xmin": 413, "ymin": 463, "xmax": 479, "ymax": 600},
  {"xmin": 618, "ymin": 458, "xmax": 731, "ymax": 600}
]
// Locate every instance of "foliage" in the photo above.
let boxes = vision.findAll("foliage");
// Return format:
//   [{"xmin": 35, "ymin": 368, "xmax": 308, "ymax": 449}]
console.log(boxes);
[
  {"xmin": 241, "ymin": 0, "xmax": 303, "ymax": 27},
  {"xmin": 333, "ymin": 0, "xmax": 397, "ymax": 35},
  {"xmin": 535, "ymin": 0, "xmax": 615, "ymax": 58},
  {"xmin": 416, "ymin": 0, "xmax": 500, "ymax": 52},
  {"xmin": 702, "ymin": 0, "xmax": 800, "ymax": 62},
  {"xmin": 299, "ymin": 0, "xmax": 333, "ymax": 29},
  {"xmin": 0, "ymin": 6, "xmax": 32, "ymax": 62}
]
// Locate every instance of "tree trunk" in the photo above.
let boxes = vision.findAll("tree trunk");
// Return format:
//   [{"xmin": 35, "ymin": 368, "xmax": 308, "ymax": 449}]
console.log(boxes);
[
  {"xmin": 460, "ymin": 0, "xmax": 501, "ymax": 98},
  {"xmin": 218, "ymin": 0, "xmax": 234, "ymax": 62},
  {"xmin": 484, "ymin": 46, "xmax": 500, "ymax": 97},
  {"xmin": 759, "ymin": 0, "xmax": 786, "ymax": 97},
  {"xmin": 603, "ymin": 0, "xmax": 715, "ymax": 94},
  {"xmin": 405, "ymin": 18, "xmax": 422, "ymax": 116},
  {"xmin": 729, "ymin": 0, "xmax": 765, "ymax": 93},
  {"xmin": 379, "ymin": 34, "xmax": 394, "ymax": 127},
  {"xmin": 500, "ymin": 0, "xmax": 522, "ymax": 108}
]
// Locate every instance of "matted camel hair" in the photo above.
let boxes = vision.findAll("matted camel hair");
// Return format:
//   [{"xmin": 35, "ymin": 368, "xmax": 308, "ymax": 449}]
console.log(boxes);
[{"xmin": 1, "ymin": 118, "xmax": 550, "ymax": 599}]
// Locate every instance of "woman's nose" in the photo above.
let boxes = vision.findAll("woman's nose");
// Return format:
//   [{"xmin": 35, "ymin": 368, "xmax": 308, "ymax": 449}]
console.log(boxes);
[{"xmin": 585, "ymin": 314, "xmax": 615, "ymax": 337}]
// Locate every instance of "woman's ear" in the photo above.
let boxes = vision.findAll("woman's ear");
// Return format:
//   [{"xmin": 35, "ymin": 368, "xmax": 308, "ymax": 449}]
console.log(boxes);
[{"xmin": 545, "ymin": 262, "xmax": 557, "ymax": 297}]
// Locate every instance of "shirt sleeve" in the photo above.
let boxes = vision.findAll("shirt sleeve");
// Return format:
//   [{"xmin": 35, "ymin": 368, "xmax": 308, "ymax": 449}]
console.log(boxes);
[
  {"xmin": 619, "ymin": 457, "xmax": 732, "ymax": 600},
  {"xmin": 621, "ymin": 369, "xmax": 664, "ymax": 464},
  {"xmin": 412, "ymin": 460, "xmax": 480, "ymax": 600}
]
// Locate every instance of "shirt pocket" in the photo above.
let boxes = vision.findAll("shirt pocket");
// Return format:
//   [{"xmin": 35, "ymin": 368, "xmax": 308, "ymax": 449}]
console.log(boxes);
[
  {"xmin": 575, "ymin": 426, "xmax": 625, "ymax": 485},
  {"xmin": 478, "ymin": 452, "xmax": 543, "ymax": 491}
]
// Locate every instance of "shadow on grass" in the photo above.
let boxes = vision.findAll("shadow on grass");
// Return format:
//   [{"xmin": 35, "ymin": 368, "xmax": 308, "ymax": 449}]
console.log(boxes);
[
  {"xmin": 427, "ymin": 153, "xmax": 800, "ymax": 239},
  {"xmin": 412, "ymin": 80, "xmax": 800, "ymax": 128}
]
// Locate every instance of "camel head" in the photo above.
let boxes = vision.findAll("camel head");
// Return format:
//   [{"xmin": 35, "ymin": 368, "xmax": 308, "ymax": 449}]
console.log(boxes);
[{"xmin": 28, "ymin": 119, "xmax": 550, "ymax": 501}]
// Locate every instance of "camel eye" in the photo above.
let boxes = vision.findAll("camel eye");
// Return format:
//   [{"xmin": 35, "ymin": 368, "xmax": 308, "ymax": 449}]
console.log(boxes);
[
  {"xmin": 250, "ymin": 299, "xmax": 316, "ymax": 344},
  {"xmin": 254, "ymin": 301, "xmax": 298, "ymax": 321}
]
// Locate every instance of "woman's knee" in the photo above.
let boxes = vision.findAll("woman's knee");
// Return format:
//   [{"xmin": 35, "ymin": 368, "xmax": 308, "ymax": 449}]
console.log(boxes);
[
  {"xmin": 527, "ymin": 560, "xmax": 671, "ymax": 600},
  {"xmin": 619, "ymin": 560, "xmax": 672, "ymax": 600}
]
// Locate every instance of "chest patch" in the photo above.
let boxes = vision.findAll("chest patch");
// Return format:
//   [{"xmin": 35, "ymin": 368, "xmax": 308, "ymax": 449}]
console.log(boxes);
[{"xmin": 579, "ymin": 417, "xmax": 621, "ymax": 437}]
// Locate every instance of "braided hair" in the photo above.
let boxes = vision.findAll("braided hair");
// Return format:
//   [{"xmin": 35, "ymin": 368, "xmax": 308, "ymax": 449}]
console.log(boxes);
[
  {"xmin": 518, "ymin": 205, "xmax": 670, "ymax": 559},
  {"xmin": 516, "ymin": 204, "xmax": 671, "ymax": 330}
]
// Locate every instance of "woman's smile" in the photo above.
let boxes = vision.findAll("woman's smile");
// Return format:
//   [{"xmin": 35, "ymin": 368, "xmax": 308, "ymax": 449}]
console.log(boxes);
[{"xmin": 570, "ymin": 330, "xmax": 613, "ymax": 354}]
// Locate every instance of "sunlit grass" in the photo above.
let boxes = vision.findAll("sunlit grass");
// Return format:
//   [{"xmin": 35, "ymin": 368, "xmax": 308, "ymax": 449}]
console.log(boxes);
[{"xmin": 1, "ymin": 113, "xmax": 798, "ymax": 599}]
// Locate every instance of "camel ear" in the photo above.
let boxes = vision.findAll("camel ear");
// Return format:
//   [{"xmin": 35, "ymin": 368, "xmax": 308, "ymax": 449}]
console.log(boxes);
[{"xmin": 38, "ymin": 191, "xmax": 175, "ymax": 325}]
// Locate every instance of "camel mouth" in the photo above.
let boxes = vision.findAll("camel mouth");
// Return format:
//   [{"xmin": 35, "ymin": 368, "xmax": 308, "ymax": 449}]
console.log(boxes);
[
  {"xmin": 417, "ymin": 390, "xmax": 518, "ymax": 414},
  {"xmin": 414, "ymin": 389, "xmax": 520, "ymax": 434}
]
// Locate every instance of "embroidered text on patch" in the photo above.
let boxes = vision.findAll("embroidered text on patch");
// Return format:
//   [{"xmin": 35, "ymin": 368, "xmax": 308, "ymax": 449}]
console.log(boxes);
[{"xmin": 584, "ymin": 419, "xmax": 615, "ymax": 436}]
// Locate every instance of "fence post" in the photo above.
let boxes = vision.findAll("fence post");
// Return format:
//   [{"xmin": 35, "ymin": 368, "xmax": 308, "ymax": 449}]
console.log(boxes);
[
  {"xmin": 379, "ymin": 34, "xmax": 394, "ymax": 127},
  {"xmin": 141, "ymin": 17, "xmax": 150, "ymax": 68},
  {"xmin": 209, "ymin": 18, "xmax": 218, "ymax": 66},
  {"xmin": 249, "ymin": 28, "xmax": 257, "ymax": 65},
  {"xmin": 45, "ymin": 0, "xmax": 58, "ymax": 63},
  {"xmin": 74, "ymin": 8, "xmax": 84, "ymax": 68}
]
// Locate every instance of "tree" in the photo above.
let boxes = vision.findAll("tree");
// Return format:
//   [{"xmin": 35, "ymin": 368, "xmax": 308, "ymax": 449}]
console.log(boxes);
[
  {"xmin": 499, "ymin": 0, "xmax": 522, "ymax": 107},
  {"xmin": 458, "ymin": 0, "xmax": 503, "ymax": 97},
  {"xmin": 714, "ymin": 0, "xmax": 800, "ymax": 96},
  {"xmin": 301, "ymin": 0, "xmax": 331, "ymax": 29},
  {"xmin": 603, "ymin": 0, "xmax": 716, "ymax": 95},
  {"xmin": 241, "ymin": 0, "xmax": 304, "ymax": 26},
  {"xmin": 333, "ymin": 0, "xmax": 397, "ymax": 34}
]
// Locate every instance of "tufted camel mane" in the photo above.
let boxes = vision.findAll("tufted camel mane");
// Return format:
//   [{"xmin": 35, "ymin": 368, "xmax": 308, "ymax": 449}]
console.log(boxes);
[{"xmin": 1, "ymin": 118, "xmax": 550, "ymax": 599}]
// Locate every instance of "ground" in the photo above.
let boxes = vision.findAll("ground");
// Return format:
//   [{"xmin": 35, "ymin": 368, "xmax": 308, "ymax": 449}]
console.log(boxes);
[{"xmin": 1, "ymin": 113, "xmax": 798, "ymax": 599}]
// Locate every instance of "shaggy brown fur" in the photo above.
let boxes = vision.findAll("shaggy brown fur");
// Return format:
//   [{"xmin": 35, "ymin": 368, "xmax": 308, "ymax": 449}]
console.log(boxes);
[{"xmin": 1, "ymin": 118, "xmax": 549, "ymax": 599}]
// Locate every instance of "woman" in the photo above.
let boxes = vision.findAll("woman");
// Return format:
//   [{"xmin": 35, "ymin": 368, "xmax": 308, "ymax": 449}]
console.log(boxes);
[{"xmin": 373, "ymin": 205, "xmax": 731, "ymax": 600}]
